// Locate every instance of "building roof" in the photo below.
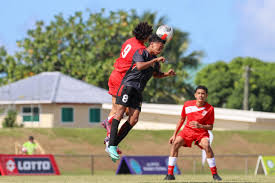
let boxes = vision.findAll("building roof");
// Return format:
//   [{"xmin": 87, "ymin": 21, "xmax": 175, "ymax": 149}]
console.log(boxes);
[{"xmin": 0, "ymin": 72, "xmax": 111, "ymax": 104}]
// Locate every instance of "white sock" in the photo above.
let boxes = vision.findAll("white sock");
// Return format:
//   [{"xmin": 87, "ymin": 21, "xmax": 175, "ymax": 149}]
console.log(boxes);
[
  {"xmin": 207, "ymin": 157, "xmax": 216, "ymax": 168},
  {"xmin": 168, "ymin": 157, "xmax": 177, "ymax": 166}
]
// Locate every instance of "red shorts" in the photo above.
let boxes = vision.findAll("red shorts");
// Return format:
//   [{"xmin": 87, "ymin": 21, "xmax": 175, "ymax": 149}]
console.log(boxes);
[
  {"xmin": 178, "ymin": 127, "xmax": 209, "ymax": 149},
  {"xmin": 108, "ymin": 70, "xmax": 125, "ymax": 96}
]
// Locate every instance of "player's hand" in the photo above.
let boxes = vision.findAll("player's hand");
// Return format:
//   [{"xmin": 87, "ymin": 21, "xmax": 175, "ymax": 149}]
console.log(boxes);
[
  {"xmin": 167, "ymin": 69, "xmax": 176, "ymax": 76},
  {"xmin": 189, "ymin": 121, "xmax": 202, "ymax": 129},
  {"xmin": 169, "ymin": 135, "xmax": 176, "ymax": 144},
  {"xmin": 155, "ymin": 56, "xmax": 165, "ymax": 63}
]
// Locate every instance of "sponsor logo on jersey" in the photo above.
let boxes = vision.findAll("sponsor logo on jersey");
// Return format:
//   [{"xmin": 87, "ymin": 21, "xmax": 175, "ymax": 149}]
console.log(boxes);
[
  {"xmin": 202, "ymin": 110, "xmax": 208, "ymax": 116},
  {"xmin": 185, "ymin": 106, "xmax": 205, "ymax": 114}
]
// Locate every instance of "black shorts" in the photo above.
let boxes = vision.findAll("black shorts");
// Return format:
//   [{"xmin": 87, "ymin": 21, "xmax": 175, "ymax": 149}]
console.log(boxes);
[{"xmin": 116, "ymin": 85, "xmax": 142, "ymax": 111}]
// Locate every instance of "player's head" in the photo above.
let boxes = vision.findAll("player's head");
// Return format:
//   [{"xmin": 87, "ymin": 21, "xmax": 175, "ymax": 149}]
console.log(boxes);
[
  {"xmin": 194, "ymin": 85, "xmax": 208, "ymax": 102},
  {"xmin": 148, "ymin": 34, "xmax": 166, "ymax": 55},
  {"xmin": 29, "ymin": 136, "xmax": 34, "ymax": 142},
  {"xmin": 132, "ymin": 22, "xmax": 153, "ymax": 42}
]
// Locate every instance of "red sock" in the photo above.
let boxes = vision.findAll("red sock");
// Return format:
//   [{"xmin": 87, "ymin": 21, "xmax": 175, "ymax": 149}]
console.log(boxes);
[
  {"xmin": 108, "ymin": 116, "xmax": 114, "ymax": 124},
  {"xmin": 168, "ymin": 165, "xmax": 174, "ymax": 175},
  {"xmin": 106, "ymin": 116, "xmax": 114, "ymax": 137},
  {"xmin": 210, "ymin": 166, "xmax": 217, "ymax": 175}
]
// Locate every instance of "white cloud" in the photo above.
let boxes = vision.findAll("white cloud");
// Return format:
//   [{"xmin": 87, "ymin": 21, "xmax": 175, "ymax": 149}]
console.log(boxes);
[{"xmin": 237, "ymin": 0, "xmax": 275, "ymax": 61}]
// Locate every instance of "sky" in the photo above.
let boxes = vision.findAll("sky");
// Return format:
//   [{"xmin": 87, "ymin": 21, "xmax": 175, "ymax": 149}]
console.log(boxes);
[{"xmin": 1, "ymin": 0, "xmax": 275, "ymax": 64}]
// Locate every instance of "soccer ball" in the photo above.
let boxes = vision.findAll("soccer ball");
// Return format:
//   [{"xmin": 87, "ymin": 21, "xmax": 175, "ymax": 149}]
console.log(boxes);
[
  {"xmin": 22, "ymin": 147, "xmax": 27, "ymax": 153},
  {"xmin": 156, "ymin": 25, "xmax": 173, "ymax": 41}
]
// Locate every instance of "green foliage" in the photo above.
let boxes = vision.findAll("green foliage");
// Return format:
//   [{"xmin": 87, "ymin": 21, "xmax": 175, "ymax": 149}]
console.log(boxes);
[
  {"xmin": 2, "ymin": 109, "xmax": 22, "ymax": 128},
  {"xmin": 195, "ymin": 57, "xmax": 275, "ymax": 112},
  {"xmin": 0, "ymin": 9, "xmax": 201, "ymax": 103}
]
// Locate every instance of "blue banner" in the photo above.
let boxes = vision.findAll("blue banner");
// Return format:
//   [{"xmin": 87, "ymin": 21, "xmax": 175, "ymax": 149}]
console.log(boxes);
[
  {"xmin": 14, "ymin": 157, "xmax": 54, "ymax": 174},
  {"xmin": 0, "ymin": 154, "xmax": 60, "ymax": 176},
  {"xmin": 116, "ymin": 156, "xmax": 181, "ymax": 175}
]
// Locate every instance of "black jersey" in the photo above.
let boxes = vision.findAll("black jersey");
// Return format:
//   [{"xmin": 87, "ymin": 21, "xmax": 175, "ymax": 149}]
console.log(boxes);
[{"xmin": 122, "ymin": 48, "xmax": 161, "ymax": 92}]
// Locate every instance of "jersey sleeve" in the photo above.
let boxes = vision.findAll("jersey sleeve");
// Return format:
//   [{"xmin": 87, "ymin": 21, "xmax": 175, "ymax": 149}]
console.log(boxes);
[
  {"xmin": 132, "ymin": 48, "xmax": 146, "ymax": 63},
  {"xmin": 181, "ymin": 104, "xmax": 186, "ymax": 118},
  {"xmin": 206, "ymin": 107, "xmax": 214, "ymax": 125}
]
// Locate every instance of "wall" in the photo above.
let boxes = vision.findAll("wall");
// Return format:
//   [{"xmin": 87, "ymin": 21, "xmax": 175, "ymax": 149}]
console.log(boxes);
[{"xmin": 0, "ymin": 103, "xmax": 109, "ymax": 128}]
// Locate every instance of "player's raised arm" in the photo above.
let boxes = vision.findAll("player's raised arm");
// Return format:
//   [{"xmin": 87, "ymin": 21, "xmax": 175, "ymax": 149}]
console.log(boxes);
[
  {"xmin": 136, "ymin": 56, "xmax": 165, "ymax": 70},
  {"xmin": 153, "ymin": 69, "xmax": 176, "ymax": 78}
]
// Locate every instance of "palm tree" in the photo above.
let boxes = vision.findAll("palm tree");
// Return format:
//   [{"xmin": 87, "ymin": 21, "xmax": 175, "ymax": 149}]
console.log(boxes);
[{"xmin": 139, "ymin": 11, "xmax": 203, "ymax": 103}]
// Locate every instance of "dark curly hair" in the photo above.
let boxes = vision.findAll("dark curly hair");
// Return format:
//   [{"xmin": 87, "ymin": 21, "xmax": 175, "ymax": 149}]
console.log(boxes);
[
  {"xmin": 149, "ymin": 34, "xmax": 166, "ymax": 44},
  {"xmin": 132, "ymin": 22, "xmax": 153, "ymax": 41},
  {"xmin": 195, "ymin": 85, "xmax": 208, "ymax": 94}
]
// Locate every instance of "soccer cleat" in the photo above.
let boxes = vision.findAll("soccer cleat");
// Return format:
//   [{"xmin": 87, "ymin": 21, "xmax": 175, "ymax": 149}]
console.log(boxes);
[
  {"xmin": 104, "ymin": 136, "xmax": 122, "ymax": 154},
  {"xmin": 101, "ymin": 118, "xmax": 112, "ymax": 134},
  {"xmin": 108, "ymin": 146, "xmax": 120, "ymax": 160},
  {"xmin": 105, "ymin": 146, "xmax": 122, "ymax": 154},
  {"xmin": 213, "ymin": 174, "xmax": 222, "ymax": 181},
  {"xmin": 111, "ymin": 158, "xmax": 117, "ymax": 163},
  {"xmin": 104, "ymin": 137, "xmax": 109, "ymax": 154},
  {"xmin": 164, "ymin": 174, "xmax": 175, "ymax": 180},
  {"xmin": 101, "ymin": 118, "xmax": 108, "ymax": 129},
  {"xmin": 104, "ymin": 136, "xmax": 109, "ymax": 145},
  {"xmin": 116, "ymin": 147, "xmax": 122, "ymax": 154}
]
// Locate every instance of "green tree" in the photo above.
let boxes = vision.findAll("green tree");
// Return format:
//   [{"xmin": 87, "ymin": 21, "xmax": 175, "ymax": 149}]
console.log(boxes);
[
  {"xmin": 195, "ymin": 57, "xmax": 275, "ymax": 112},
  {"xmin": 2, "ymin": 109, "xmax": 22, "ymax": 128},
  {"xmin": 1, "ymin": 9, "xmax": 201, "ymax": 103},
  {"xmin": 195, "ymin": 61, "xmax": 234, "ymax": 107},
  {"xmin": 140, "ymin": 12, "xmax": 202, "ymax": 103}
]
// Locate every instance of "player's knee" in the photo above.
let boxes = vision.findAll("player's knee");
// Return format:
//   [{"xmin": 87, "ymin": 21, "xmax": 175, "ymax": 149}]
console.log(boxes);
[
  {"xmin": 173, "ymin": 140, "xmax": 181, "ymax": 150},
  {"xmin": 115, "ymin": 108, "xmax": 126, "ymax": 120},
  {"xmin": 130, "ymin": 117, "xmax": 139, "ymax": 126},
  {"xmin": 200, "ymin": 140, "xmax": 210, "ymax": 150}
]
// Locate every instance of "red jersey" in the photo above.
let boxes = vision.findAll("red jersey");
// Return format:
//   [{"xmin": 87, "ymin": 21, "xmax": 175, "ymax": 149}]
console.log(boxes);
[
  {"xmin": 181, "ymin": 100, "xmax": 214, "ymax": 133},
  {"xmin": 114, "ymin": 37, "xmax": 146, "ymax": 73}
]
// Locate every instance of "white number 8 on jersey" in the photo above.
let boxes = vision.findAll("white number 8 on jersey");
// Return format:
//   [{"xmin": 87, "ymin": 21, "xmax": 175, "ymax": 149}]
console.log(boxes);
[{"xmin": 122, "ymin": 94, "xmax": 128, "ymax": 103}]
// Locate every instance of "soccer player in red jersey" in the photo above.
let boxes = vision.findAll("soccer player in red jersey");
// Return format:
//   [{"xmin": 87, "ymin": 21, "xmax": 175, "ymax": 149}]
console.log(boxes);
[
  {"xmin": 164, "ymin": 86, "xmax": 222, "ymax": 181},
  {"xmin": 108, "ymin": 34, "xmax": 176, "ymax": 162},
  {"xmin": 101, "ymin": 22, "xmax": 153, "ymax": 152}
]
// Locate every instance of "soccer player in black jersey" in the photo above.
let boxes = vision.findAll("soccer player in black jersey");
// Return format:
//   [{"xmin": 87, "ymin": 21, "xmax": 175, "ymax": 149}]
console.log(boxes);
[{"xmin": 108, "ymin": 34, "xmax": 176, "ymax": 161}]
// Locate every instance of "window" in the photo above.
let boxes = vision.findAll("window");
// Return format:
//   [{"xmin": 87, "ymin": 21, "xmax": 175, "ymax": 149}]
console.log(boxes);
[
  {"xmin": 61, "ymin": 107, "xmax": 74, "ymax": 123},
  {"xmin": 89, "ymin": 108, "xmax": 100, "ymax": 123},
  {"xmin": 22, "ymin": 106, "xmax": 40, "ymax": 122}
]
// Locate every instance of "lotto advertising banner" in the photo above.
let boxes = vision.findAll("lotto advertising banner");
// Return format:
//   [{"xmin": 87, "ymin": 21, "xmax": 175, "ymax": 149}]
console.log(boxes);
[
  {"xmin": 0, "ymin": 154, "xmax": 60, "ymax": 176},
  {"xmin": 116, "ymin": 156, "xmax": 181, "ymax": 175},
  {"xmin": 255, "ymin": 156, "xmax": 275, "ymax": 175}
]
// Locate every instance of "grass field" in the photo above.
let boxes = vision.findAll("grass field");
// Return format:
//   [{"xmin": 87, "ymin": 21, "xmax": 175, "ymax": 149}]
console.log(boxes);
[
  {"xmin": 0, "ymin": 175, "xmax": 274, "ymax": 183},
  {"xmin": 1, "ymin": 129, "xmax": 275, "ymax": 177}
]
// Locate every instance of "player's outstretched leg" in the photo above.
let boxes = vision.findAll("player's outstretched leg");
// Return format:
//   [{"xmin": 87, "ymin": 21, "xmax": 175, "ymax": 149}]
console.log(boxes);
[
  {"xmin": 101, "ymin": 96, "xmax": 117, "ymax": 134},
  {"xmin": 108, "ymin": 118, "xmax": 120, "ymax": 160},
  {"xmin": 115, "ymin": 121, "xmax": 132, "ymax": 145},
  {"xmin": 164, "ymin": 136, "xmax": 184, "ymax": 180},
  {"xmin": 164, "ymin": 156, "xmax": 177, "ymax": 180},
  {"xmin": 200, "ymin": 138, "xmax": 222, "ymax": 181},
  {"xmin": 207, "ymin": 159, "xmax": 222, "ymax": 181}
]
